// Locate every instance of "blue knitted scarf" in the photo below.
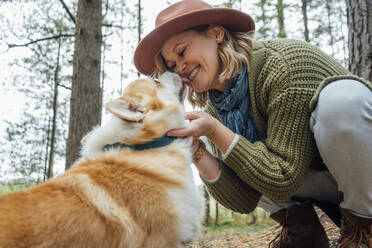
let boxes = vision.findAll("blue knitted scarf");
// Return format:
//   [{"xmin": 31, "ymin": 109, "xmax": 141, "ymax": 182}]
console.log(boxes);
[{"xmin": 209, "ymin": 64, "xmax": 260, "ymax": 143}]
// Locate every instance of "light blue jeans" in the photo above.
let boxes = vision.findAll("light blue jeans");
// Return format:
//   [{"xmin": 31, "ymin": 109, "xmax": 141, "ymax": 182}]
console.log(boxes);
[{"xmin": 258, "ymin": 79, "xmax": 372, "ymax": 218}]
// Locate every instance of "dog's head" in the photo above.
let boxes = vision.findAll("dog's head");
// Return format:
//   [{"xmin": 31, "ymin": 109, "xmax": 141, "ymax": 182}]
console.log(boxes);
[{"xmin": 105, "ymin": 72, "xmax": 186, "ymax": 145}]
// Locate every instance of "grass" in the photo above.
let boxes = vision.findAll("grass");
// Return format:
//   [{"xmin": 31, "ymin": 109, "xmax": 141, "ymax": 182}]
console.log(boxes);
[
  {"xmin": 204, "ymin": 219, "xmax": 275, "ymax": 234},
  {"xmin": 191, "ymin": 217, "xmax": 277, "ymax": 248},
  {"xmin": 194, "ymin": 203, "xmax": 277, "ymax": 247},
  {"xmin": 201, "ymin": 217, "xmax": 276, "ymax": 237}
]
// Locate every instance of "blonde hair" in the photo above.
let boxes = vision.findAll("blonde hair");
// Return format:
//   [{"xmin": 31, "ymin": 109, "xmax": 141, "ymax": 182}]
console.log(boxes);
[{"xmin": 154, "ymin": 25, "xmax": 255, "ymax": 108}]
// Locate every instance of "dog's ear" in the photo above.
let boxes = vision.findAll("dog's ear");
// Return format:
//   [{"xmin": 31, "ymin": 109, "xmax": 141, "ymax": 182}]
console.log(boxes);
[{"xmin": 105, "ymin": 98, "xmax": 145, "ymax": 122}]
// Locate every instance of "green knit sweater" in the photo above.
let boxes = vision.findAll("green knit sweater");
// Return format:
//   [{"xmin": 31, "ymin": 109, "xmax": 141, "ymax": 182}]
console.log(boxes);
[{"xmin": 202, "ymin": 39, "xmax": 372, "ymax": 214}]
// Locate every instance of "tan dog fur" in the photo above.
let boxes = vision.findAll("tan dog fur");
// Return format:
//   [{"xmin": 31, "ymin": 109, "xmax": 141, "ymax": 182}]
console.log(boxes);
[{"xmin": 0, "ymin": 72, "xmax": 203, "ymax": 248}]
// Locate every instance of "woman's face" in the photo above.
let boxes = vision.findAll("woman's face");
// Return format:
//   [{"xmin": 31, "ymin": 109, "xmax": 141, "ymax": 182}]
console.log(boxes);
[{"xmin": 160, "ymin": 26, "xmax": 225, "ymax": 92}]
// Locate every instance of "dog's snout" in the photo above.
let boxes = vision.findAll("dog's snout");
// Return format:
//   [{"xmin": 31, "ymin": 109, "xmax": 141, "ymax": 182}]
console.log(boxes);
[{"xmin": 159, "ymin": 71, "xmax": 183, "ymax": 88}]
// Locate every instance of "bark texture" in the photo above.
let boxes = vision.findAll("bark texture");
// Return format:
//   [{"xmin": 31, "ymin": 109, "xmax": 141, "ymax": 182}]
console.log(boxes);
[
  {"xmin": 66, "ymin": 0, "xmax": 102, "ymax": 169},
  {"xmin": 346, "ymin": 0, "xmax": 372, "ymax": 81}
]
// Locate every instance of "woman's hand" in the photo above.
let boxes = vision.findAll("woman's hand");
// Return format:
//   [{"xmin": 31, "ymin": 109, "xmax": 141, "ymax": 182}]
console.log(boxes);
[
  {"xmin": 168, "ymin": 111, "xmax": 234, "ymax": 181},
  {"xmin": 168, "ymin": 111, "xmax": 235, "ymax": 154},
  {"xmin": 167, "ymin": 111, "xmax": 218, "ymax": 139}
]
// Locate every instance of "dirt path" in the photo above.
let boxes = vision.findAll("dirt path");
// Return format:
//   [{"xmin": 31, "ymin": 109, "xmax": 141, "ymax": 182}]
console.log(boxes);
[{"xmin": 192, "ymin": 207, "xmax": 340, "ymax": 248}]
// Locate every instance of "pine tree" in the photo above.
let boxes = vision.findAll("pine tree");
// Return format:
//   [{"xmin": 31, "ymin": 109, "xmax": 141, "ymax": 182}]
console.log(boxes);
[
  {"xmin": 66, "ymin": 0, "xmax": 103, "ymax": 168},
  {"xmin": 346, "ymin": 0, "xmax": 372, "ymax": 81}
]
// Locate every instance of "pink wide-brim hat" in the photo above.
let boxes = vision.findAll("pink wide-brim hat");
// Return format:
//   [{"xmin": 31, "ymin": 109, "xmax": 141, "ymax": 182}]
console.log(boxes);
[{"xmin": 133, "ymin": 0, "xmax": 255, "ymax": 76}]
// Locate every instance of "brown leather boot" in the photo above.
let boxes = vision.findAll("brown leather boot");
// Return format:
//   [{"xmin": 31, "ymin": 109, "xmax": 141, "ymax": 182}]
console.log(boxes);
[
  {"xmin": 269, "ymin": 202, "xmax": 329, "ymax": 248},
  {"xmin": 338, "ymin": 209, "xmax": 372, "ymax": 248}
]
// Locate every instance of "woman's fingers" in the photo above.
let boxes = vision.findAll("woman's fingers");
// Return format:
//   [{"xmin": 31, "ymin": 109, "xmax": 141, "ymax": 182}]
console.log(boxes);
[
  {"xmin": 167, "ymin": 126, "xmax": 194, "ymax": 137},
  {"xmin": 185, "ymin": 111, "xmax": 201, "ymax": 120},
  {"xmin": 167, "ymin": 111, "xmax": 217, "ymax": 138},
  {"xmin": 167, "ymin": 112, "xmax": 201, "ymax": 137}
]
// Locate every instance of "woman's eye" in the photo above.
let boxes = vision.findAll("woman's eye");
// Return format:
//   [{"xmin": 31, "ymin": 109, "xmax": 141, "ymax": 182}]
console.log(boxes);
[{"xmin": 179, "ymin": 48, "xmax": 185, "ymax": 57}]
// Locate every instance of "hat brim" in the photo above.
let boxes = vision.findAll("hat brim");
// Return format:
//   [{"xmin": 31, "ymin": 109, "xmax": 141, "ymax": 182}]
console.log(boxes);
[{"xmin": 134, "ymin": 8, "xmax": 255, "ymax": 76}]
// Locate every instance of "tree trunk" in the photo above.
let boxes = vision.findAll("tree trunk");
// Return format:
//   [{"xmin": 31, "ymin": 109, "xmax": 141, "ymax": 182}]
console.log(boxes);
[
  {"xmin": 43, "ymin": 118, "xmax": 51, "ymax": 182},
  {"xmin": 277, "ymin": 0, "xmax": 287, "ymax": 38},
  {"xmin": 120, "ymin": 1, "xmax": 125, "ymax": 93},
  {"xmin": 256, "ymin": 0, "xmax": 271, "ymax": 39},
  {"xmin": 66, "ymin": 0, "xmax": 103, "ymax": 169},
  {"xmin": 346, "ymin": 0, "xmax": 372, "ymax": 81},
  {"xmin": 204, "ymin": 186, "xmax": 210, "ymax": 226},
  {"xmin": 302, "ymin": 0, "xmax": 310, "ymax": 42},
  {"xmin": 47, "ymin": 36, "xmax": 62, "ymax": 179},
  {"xmin": 325, "ymin": 0, "xmax": 335, "ymax": 56},
  {"xmin": 339, "ymin": 1, "xmax": 349, "ymax": 67},
  {"xmin": 215, "ymin": 202, "xmax": 219, "ymax": 226},
  {"xmin": 137, "ymin": 0, "xmax": 142, "ymax": 78}
]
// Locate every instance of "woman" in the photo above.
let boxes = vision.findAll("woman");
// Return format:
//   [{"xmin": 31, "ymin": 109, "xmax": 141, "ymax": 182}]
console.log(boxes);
[{"xmin": 134, "ymin": 1, "xmax": 372, "ymax": 247}]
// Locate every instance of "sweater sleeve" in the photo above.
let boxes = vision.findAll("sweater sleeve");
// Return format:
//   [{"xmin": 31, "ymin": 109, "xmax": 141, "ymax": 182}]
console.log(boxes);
[
  {"xmin": 201, "ymin": 106, "xmax": 262, "ymax": 213},
  {"xmin": 201, "ymin": 160, "xmax": 261, "ymax": 214}
]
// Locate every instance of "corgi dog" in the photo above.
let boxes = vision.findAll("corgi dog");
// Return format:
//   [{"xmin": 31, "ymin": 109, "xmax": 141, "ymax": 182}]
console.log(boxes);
[{"xmin": 0, "ymin": 72, "xmax": 203, "ymax": 248}]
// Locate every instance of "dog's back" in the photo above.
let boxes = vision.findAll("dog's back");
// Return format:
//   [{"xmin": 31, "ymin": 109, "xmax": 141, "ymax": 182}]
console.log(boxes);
[
  {"xmin": 0, "ymin": 149, "xmax": 189, "ymax": 247},
  {"xmin": 0, "ymin": 172, "xmax": 126, "ymax": 248},
  {"xmin": 0, "ymin": 72, "xmax": 203, "ymax": 248}
]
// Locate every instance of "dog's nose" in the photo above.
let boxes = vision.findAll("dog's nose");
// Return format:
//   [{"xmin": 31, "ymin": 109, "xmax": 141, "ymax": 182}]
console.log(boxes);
[
  {"xmin": 162, "ymin": 71, "xmax": 182, "ymax": 86},
  {"xmin": 159, "ymin": 71, "xmax": 183, "ymax": 92}
]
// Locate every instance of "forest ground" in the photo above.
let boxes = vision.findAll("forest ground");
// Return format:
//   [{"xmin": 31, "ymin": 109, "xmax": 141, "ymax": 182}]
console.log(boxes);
[{"xmin": 191, "ymin": 207, "xmax": 340, "ymax": 248}]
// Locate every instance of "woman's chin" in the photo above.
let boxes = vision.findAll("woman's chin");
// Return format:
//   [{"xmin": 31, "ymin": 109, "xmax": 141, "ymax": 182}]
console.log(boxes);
[
  {"xmin": 188, "ymin": 78, "xmax": 208, "ymax": 93},
  {"xmin": 192, "ymin": 86, "xmax": 206, "ymax": 93}
]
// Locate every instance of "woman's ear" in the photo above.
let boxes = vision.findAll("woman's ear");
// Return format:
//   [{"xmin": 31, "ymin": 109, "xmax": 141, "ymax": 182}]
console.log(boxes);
[{"xmin": 209, "ymin": 25, "xmax": 225, "ymax": 44}]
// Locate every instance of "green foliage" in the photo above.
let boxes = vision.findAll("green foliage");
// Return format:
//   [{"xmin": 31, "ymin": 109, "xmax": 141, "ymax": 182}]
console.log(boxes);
[
  {"xmin": 197, "ymin": 213, "xmax": 276, "ymax": 248},
  {"xmin": 202, "ymin": 197, "xmax": 271, "ymax": 226},
  {"xmin": 218, "ymin": 220, "xmax": 234, "ymax": 227},
  {"xmin": 0, "ymin": 179, "xmax": 37, "ymax": 194},
  {"xmin": 254, "ymin": 0, "xmax": 276, "ymax": 39},
  {"xmin": 216, "ymin": 0, "xmax": 240, "ymax": 9},
  {"xmin": 223, "ymin": 3, "xmax": 233, "ymax": 8},
  {"xmin": 203, "ymin": 219, "xmax": 275, "ymax": 233},
  {"xmin": 0, "ymin": 185, "xmax": 12, "ymax": 194}
]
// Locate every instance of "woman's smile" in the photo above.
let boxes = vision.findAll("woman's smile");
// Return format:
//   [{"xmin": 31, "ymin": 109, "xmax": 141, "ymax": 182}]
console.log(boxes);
[{"xmin": 182, "ymin": 65, "xmax": 200, "ymax": 86}]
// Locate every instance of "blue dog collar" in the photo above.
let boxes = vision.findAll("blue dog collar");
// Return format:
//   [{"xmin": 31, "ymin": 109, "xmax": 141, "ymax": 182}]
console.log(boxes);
[{"xmin": 103, "ymin": 135, "xmax": 177, "ymax": 152}]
